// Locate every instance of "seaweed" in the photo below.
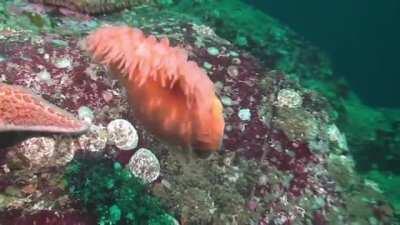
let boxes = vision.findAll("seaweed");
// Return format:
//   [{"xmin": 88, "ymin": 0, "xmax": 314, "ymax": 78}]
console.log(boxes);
[{"xmin": 65, "ymin": 155, "xmax": 175, "ymax": 225}]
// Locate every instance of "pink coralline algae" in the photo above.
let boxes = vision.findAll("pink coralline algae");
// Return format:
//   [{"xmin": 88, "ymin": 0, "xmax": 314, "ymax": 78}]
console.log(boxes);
[
  {"xmin": 187, "ymin": 24, "xmax": 318, "ymax": 172},
  {"xmin": 0, "ymin": 32, "xmax": 125, "ymax": 123},
  {"xmin": 0, "ymin": 30, "xmax": 130, "ymax": 220},
  {"xmin": 0, "ymin": 210, "xmax": 96, "ymax": 225},
  {"xmin": 161, "ymin": 23, "xmax": 392, "ymax": 225}
]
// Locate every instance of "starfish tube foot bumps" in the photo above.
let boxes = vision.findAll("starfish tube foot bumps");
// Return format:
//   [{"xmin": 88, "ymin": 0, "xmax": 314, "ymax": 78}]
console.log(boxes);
[
  {"xmin": 85, "ymin": 26, "xmax": 225, "ymax": 152},
  {"xmin": 0, "ymin": 83, "xmax": 88, "ymax": 134}
]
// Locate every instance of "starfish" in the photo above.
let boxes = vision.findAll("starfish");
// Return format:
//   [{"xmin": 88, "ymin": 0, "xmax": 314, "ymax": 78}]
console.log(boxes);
[{"xmin": 0, "ymin": 83, "xmax": 88, "ymax": 147}]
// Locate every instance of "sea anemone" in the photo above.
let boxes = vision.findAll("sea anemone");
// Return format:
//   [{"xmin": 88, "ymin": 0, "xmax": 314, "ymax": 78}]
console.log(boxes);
[{"xmin": 85, "ymin": 26, "xmax": 225, "ymax": 152}]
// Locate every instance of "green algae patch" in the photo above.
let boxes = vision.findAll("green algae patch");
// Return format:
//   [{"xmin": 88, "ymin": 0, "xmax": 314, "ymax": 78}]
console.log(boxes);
[
  {"xmin": 364, "ymin": 170, "xmax": 400, "ymax": 215},
  {"xmin": 65, "ymin": 156, "xmax": 175, "ymax": 225}
]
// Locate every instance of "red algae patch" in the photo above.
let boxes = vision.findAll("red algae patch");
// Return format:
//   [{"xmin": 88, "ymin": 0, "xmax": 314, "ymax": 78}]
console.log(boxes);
[
  {"xmin": 0, "ymin": 209, "xmax": 96, "ymax": 225},
  {"xmin": 0, "ymin": 34, "xmax": 126, "ymax": 124}
]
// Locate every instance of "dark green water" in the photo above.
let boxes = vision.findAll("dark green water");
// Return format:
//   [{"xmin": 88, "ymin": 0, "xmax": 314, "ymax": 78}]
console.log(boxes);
[{"xmin": 247, "ymin": 0, "xmax": 400, "ymax": 108}]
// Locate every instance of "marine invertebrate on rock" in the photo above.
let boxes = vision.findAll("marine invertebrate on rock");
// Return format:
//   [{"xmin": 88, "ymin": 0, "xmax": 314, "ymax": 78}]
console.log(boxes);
[
  {"xmin": 78, "ymin": 124, "xmax": 107, "ymax": 152},
  {"xmin": 85, "ymin": 26, "xmax": 225, "ymax": 153},
  {"xmin": 127, "ymin": 148, "xmax": 160, "ymax": 183},
  {"xmin": 0, "ymin": 83, "xmax": 88, "ymax": 134},
  {"xmin": 326, "ymin": 124, "xmax": 348, "ymax": 151},
  {"xmin": 107, "ymin": 118, "xmax": 138, "ymax": 150},
  {"xmin": 276, "ymin": 88, "xmax": 303, "ymax": 109},
  {"xmin": 9, "ymin": 135, "xmax": 76, "ymax": 168},
  {"xmin": 28, "ymin": 0, "xmax": 152, "ymax": 15},
  {"xmin": 77, "ymin": 106, "xmax": 95, "ymax": 123},
  {"xmin": 17, "ymin": 136, "xmax": 55, "ymax": 167}
]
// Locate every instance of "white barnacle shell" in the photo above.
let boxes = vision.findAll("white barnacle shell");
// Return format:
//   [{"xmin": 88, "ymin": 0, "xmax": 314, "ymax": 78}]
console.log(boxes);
[
  {"xmin": 127, "ymin": 148, "xmax": 160, "ymax": 183},
  {"xmin": 78, "ymin": 125, "xmax": 108, "ymax": 152},
  {"xmin": 107, "ymin": 119, "xmax": 138, "ymax": 150},
  {"xmin": 78, "ymin": 106, "xmax": 95, "ymax": 124},
  {"xmin": 326, "ymin": 124, "xmax": 348, "ymax": 151},
  {"xmin": 18, "ymin": 137, "xmax": 55, "ymax": 167},
  {"xmin": 277, "ymin": 89, "xmax": 303, "ymax": 109},
  {"xmin": 238, "ymin": 108, "xmax": 251, "ymax": 121}
]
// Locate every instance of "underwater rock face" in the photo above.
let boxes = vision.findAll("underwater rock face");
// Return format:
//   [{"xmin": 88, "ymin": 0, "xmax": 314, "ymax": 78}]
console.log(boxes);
[
  {"xmin": 0, "ymin": 4, "xmax": 397, "ymax": 225},
  {"xmin": 0, "ymin": 29, "xmax": 129, "ymax": 218},
  {"xmin": 0, "ymin": 210, "xmax": 96, "ymax": 225},
  {"xmin": 28, "ymin": 0, "xmax": 152, "ymax": 14}
]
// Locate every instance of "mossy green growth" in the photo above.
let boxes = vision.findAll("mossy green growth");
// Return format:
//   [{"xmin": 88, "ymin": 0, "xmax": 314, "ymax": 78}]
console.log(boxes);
[
  {"xmin": 162, "ymin": 0, "xmax": 334, "ymax": 97},
  {"xmin": 65, "ymin": 157, "xmax": 175, "ymax": 225},
  {"xmin": 0, "ymin": 0, "xmax": 54, "ymax": 32},
  {"xmin": 166, "ymin": 0, "xmax": 303, "ymax": 68},
  {"xmin": 364, "ymin": 170, "xmax": 400, "ymax": 214},
  {"xmin": 156, "ymin": 0, "xmax": 174, "ymax": 7}
]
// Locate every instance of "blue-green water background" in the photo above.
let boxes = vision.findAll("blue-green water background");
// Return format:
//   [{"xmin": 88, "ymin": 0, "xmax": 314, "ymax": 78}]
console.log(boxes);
[{"xmin": 246, "ymin": 0, "xmax": 400, "ymax": 108}]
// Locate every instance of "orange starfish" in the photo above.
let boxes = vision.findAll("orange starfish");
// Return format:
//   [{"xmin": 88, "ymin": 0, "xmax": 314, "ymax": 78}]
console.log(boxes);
[
  {"xmin": 0, "ymin": 83, "xmax": 88, "ymax": 134},
  {"xmin": 85, "ymin": 26, "xmax": 225, "ymax": 153}
]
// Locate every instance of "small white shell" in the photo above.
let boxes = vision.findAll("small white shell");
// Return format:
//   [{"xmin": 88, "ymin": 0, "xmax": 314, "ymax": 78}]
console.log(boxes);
[
  {"xmin": 78, "ymin": 106, "xmax": 94, "ymax": 123},
  {"xmin": 18, "ymin": 137, "xmax": 55, "ymax": 166},
  {"xmin": 326, "ymin": 124, "xmax": 348, "ymax": 151},
  {"xmin": 107, "ymin": 119, "xmax": 138, "ymax": 150},
  {"xmin": 277, "ymin": 89, "xmax": 303, "ymax": 109},
  {"xmin": 54, "ymin": 56, "xmax": 72, "ymax": 69},
  {"xmin": 78, "ymin": 125, "xmax": 108, "ymax": 152},
  {"xmin": 238, "ymin": 108, "xmax": 251, "ymax": 121},
  {"xmin": 127, "ymin": 148, "xmax": 160, "ymax": 183}
]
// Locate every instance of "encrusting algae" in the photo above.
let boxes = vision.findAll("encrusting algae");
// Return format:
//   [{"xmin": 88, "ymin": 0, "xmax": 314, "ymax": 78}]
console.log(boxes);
[{"xmin": 85, "ymin": 26, "xmax": 225, "ymax": 153}]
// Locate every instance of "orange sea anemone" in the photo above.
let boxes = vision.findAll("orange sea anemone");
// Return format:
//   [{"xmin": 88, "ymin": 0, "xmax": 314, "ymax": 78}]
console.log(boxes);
[{"xmin": 85, "ymin": 26, "xmax": 225, "ymax": 152}]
